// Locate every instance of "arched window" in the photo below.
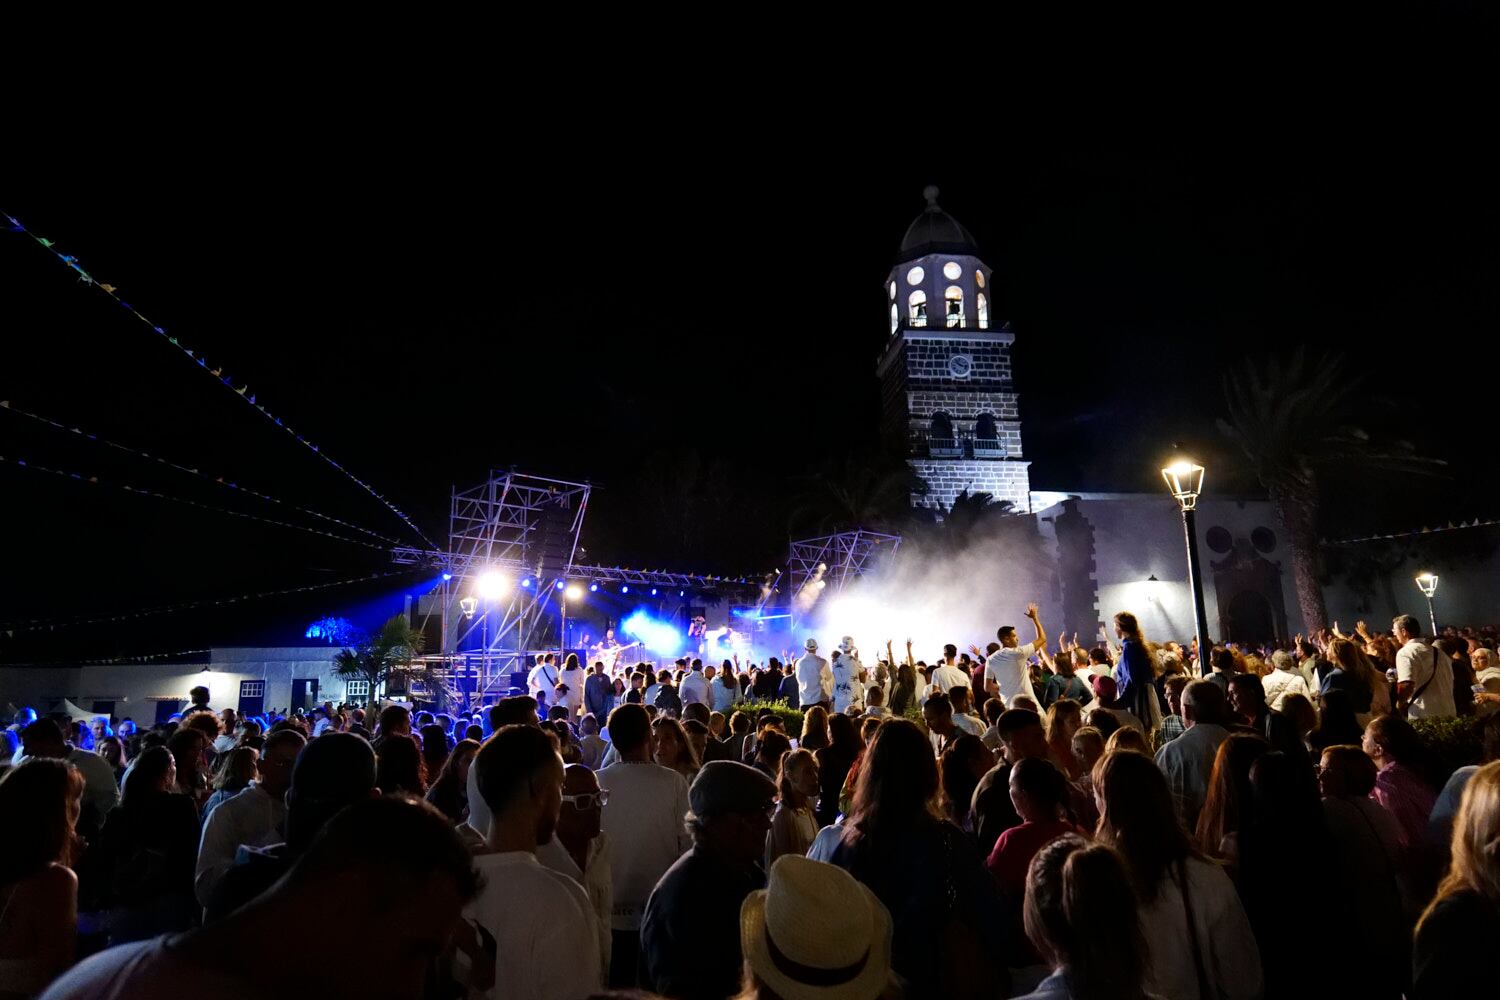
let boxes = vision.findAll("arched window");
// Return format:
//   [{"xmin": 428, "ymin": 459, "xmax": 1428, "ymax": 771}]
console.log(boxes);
[
  {"xmin": 977, "ymin": 293, "xmax": 989, "ymax": 329},
  {"xmin": 889, "ymin": 303, "xmax": 899, "ymax": 334},
  {"xmin": 888, "ymin": 280, "xmax": 896, "ymax": 301},
  {"xmin": 944, "ymin": 286, "xmax": 964, "ymax": 328},
  {"xmin": 973, "ymin": 414, "xmax": 1003, "ymax": 457},
  {"xmin": 975, "ymin": 270, "xmax": 986, "ymax": 289},
  {"xmin": 928, "ymin": 412, "xmax": 957, "ymax": 455},
  {"xmin": 908, "ymin": 289, "xmax": 928, "ymax": 327}
]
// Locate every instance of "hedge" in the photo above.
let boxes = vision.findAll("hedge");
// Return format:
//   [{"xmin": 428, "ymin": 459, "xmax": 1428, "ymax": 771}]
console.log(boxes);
[{"xmin": 1411, "ymin": 715, "xmax": 1483, "ymax": 786}]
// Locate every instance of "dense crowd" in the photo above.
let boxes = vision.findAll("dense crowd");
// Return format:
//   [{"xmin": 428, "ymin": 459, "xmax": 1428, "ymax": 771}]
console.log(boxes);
[{"xmin": 3, "ymin": 606, "xmax": 1500, "ymax": 999}]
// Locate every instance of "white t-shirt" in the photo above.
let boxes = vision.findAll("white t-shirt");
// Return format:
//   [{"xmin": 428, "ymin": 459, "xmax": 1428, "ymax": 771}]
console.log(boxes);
[
  {"xmin": 462, "ymin": 851, "xmax": 602, "ymax": 1000},
  {"xmin": 929, "ymin": 663, "xmax": 970, "ymax": 694},
  {"xmin": 558, "ymin": 666, "xmax": 586, "ymax": 713},
  {"xmin": 1396, "ymin": 639, "xmax": 1456, "ymax": 719},
  {"xmin": 1261, "ymin": 669, "xmax": 1310, "ymax": 712},
  {"xmin": 985, "ymin": 643, "xmax": 1038, "ymax": 704},
  {"xmin": 527, "ymin": 662, "xmax": 559, "ymax": 701},
  {"xmin": 831, "ymin": 656, "xmax": 864, "ymax": 713},
  {"xmin": 952, "ymin": 713, "xmax": 986, "ymax": 737},
  {"xmin": 595, "ymin": 761, "xmax": 692, "ymax": 930},
  {"xmin": 678, "ymin": 671, "xmax": 711, "ymax": 707},
  {"xmin": 536, "ymin": 833, "xmax": 613, "ymax": 980}
]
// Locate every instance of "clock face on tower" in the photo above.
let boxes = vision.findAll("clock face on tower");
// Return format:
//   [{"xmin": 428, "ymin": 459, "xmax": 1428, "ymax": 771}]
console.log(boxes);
[{"xmin": 947, "ymin": 353, "xmax": 973, "ymax": 379}]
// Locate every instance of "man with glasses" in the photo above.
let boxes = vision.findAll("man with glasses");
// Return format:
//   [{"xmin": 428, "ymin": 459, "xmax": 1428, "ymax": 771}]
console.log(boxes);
[
  {"xmin": 195, "ymin": 727, "xmax": 306, "ymax": 907},
  {"xmin": 539, "ymin": 764, "xmax": 613, "ymax": 976},
  {"xmin": 640, "ymin": 760, "xmax": 777, "ymax": 1000}
]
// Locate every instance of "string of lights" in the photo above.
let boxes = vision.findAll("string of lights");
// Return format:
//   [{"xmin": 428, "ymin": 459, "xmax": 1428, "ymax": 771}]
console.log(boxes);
[
  {"xmin": 0, "ymin": 400, "xmax": 404, "ymax": 546},
  {"xmin": 3, "ymin": 210, "xmax": 439, "ymax": 550}
]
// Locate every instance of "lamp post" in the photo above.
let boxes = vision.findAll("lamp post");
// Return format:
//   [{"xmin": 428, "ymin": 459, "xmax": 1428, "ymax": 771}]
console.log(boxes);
[
  {"xmin": 458, "ymin": 596, "xmax": 478, "ymax": 712},
  {"xmin": 1162, "ymin": 458, "xmax": 1211, "ymax": 675},
  {"xmin": 1415, "ymin": 572, "xmax": 1439, "ymax": 637}
]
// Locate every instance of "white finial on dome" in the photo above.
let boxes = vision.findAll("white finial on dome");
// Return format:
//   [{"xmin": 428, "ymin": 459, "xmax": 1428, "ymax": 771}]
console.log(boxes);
[{"xmin": 923, "ymin": 184, "xmax": 941, "ymax": 206}]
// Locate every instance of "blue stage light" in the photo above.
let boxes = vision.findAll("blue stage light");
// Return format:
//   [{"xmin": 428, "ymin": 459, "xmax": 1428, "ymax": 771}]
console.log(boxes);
[
  {"xmin": 522, "ymin": 578, "xmax": 533, "ymax": 589},
  {"xmin": 589, "ymin": 582, "xmax": 599, "ymax": 592},
  {"xmin": 650, "ymin": 588, "xmax": 658, "ymax": 596},
  {"xmin": 679, "ymin": 590, "xmax": 685, "ymax": 597},
  {"xmin": 555, "ymin": 580, "xmax": 565, "ymax": 590},
  {"xmin": 442, "ymin": 573, "xmax": 453, "ymax": 581},
  {"xmin": 621, "ymin": 585, "xmax": 630, "ymax": 594},
  {"xmin": 622, "ymin": 609, "xmax": 684, "ymax": 656}
]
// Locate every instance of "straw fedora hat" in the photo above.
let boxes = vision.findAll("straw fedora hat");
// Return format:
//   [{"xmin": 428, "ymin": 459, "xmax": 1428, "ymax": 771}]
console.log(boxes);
[{"xmin": 740, "ymin": 855, "xmax": 893, "ymax": 1000}]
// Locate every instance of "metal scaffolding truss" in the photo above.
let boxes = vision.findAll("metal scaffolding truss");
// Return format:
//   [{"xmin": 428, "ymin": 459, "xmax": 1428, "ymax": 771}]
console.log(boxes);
[{"xmin": 787, "ymin": 528, "xmax": 902, "ymax": 598}]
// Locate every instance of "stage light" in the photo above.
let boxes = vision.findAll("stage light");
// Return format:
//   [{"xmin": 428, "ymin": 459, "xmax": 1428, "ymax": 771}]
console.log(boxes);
[
  {"xmin": 565, "ymin": 584, "xmax": 584, "ymax": 601},
  {"xmin": 621, "ymin": 585, "xmax": 630, "ymax": 594},
  {"xmin": 555, "ymin": 580, "xmax": 565, "ymax": 591},
  {"xmin": 442, "ymin": 573, "xmax": 453, "ymax": 581},
  {"xmin": 679, "ymin": 590, "xmax": 685, "ymax": 597},
  {"xmin": 521, "ymin": 578, "xmax": 534, "ymax": 589},
  {"xmin": 589, "ymin": 582, "xmax": 599, "ymax": 592},
  {"xmin": 622, "ymin": 609, "xmax": 684, "ymax": 655},
  {"xmin": 476, "ymin": 570, "xmax": 509, "ymax": 600},
  {"xmin": 650, "ymin": 588, "xmax": 658, "ymax": 595}
]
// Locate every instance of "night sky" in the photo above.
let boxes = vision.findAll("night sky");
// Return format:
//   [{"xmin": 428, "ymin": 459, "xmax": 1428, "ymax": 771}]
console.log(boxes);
[{"xmin": 3, "ymin": 118, "xmax": 1496, "ymax": 661}]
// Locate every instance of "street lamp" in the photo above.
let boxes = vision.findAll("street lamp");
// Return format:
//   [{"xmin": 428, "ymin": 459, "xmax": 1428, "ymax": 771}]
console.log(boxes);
[
  {"xmin": 559, "ymin": 582, "xmax": 585, "ymax": 652},
  {"xmin": 1162, "ymin": 458, "xmax": 1211, "ymax": 675},
  {"xmin": 1415, "ymin": 572, "xmax": 1439, "ymax": 636},
  {"xmin": 459, "ymin": 596, "xmax": 478, "ymax": 619}
]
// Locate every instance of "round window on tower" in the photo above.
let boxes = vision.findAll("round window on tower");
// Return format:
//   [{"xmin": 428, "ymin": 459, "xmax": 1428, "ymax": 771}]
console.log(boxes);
[
  {"xmin": 1206, "ymin": 526, "xmax": 1233, "ymax": 554},
  {"xmin": 976, "ymin": 270, "xmax": 986, "ymax": 289},
  {"xmin": 906, "ymin": 266, "xmax": 925, "ymax": 286},
  {"xmin": 888, "ymin": 281, "xmax": 896, "ymax": 301},
  {"xmin": 889, "ymin": 303, "xmax": 899, "ymax": 333},
  {"xmin": 943, "ymin": 261, "xmax": 962, "ymax": 281}
]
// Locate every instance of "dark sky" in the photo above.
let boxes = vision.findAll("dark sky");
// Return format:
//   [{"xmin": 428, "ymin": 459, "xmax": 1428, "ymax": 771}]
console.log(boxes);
[{"xmin": 3, "ymin": 111, "xmax": 1496, "ymax": 660}]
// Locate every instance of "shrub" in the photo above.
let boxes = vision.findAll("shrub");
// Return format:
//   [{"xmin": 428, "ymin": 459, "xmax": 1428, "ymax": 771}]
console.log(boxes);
[{"xmin": 1411, "ymin": 715, "xmax": 1483, "ymax": 786}]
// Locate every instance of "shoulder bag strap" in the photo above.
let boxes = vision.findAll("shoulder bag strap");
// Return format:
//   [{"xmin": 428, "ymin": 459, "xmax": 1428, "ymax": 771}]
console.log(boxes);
[
  {"xmin": 1177, "ymin": 859, "xmax": 1214, "ymax": 1000},
  {"xmin": 1409, "ymin": 647, "xmax": 1439, "ymax": 706}
]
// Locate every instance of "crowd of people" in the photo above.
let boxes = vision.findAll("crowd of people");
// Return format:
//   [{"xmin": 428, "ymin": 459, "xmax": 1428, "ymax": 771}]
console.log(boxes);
[{"xmin": 3, "ymin": 609, "xmax": 1500, "ymax": 999}]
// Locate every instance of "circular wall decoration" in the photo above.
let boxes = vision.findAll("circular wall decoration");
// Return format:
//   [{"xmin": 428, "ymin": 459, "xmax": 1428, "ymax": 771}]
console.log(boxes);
[
  {"xmin": 1206, "ymin": 526, "xmax": 1233, "ymax": 554},
  {"xmin": 1251, "ymin": 527, "xmax": 1277, "ymax": 553},
  {"xmin": 947, "ymin": 354, "xmax": 973, "ymax": 379}
]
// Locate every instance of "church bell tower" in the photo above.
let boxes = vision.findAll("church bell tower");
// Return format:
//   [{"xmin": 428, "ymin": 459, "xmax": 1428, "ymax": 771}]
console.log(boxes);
[{"xmin": 877, "ymin": 186, "xmax": 1031, "ymax": 513}]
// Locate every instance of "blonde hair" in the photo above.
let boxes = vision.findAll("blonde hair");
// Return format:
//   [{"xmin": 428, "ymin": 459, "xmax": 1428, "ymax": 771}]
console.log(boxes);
[{"xmin": 1420, "ymin": 760, "xmax": 1500, "ymax": 933}]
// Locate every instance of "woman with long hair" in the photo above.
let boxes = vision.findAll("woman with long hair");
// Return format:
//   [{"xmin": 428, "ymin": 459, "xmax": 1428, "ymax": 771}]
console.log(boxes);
[
  {"xmin": 799, "ymin": 705, "xmax": 831, "ymax": 752},
  {"xmin": 96, "ymin": 734, "xmax": 127, "ymax": 785},
  {"xmin": 419, "ymin": 723, "xmax": 450, "ymax": 781},
  {"xmin": 96, "ymin": 746, "xmax": 200, "ymax": 942},
  {"xmin": 1020, "ymin": 834, "xmax": 1155, "ymax": 1000},
  {"xmin": 1093, "ymin": 750, "xmax": 1262, "ymax": 1000},
  {"xmin": 939, "ymin": 734, "xmax": 994, "ymax": 832},
  {"xmin": 1044, "ymin": 700, "xmax": 1086, "ymax": 780},
  {"xmin": 651, "ymin": 717, "xmax": 700, "ymax": 780},
  {"xmin": 828, "ymin": 719, "xmax": 1006, "ymax": 998},
  {"xmin": 1110, "ymin": 612, "xmax": 1162, "ymax": 733},
  {"xmin": 1413, "ymin": 760, "xmax": 1500, "ymax": 997},
  {"xmin": 374, "ymin": 733, "xmax": 428, "ymax": 797},
  {"xmin": 425, "ymin": 738, "xmax": 479, "ymax": 824},
  {"xmin": 0, "ymin": 759, "xmax": 83, "ymax": 996},
  {"xmin": 1194, "ymin": 733, "xmax": 1271, "ymax": 865},
  {"xmin": 814, "ymin": 713, "xmax": 862, "ymax": 828},
  {"xmin": 1325, "ymin": 637, "xmax": 1379, "ymax": 719},
  {"xmin": 766, "ymin": 748, "xmax": 819, "ymax": 866},
  {"xmin": 165, "ymin": 728, "xmax": 210, "ymax": 811},
  {"xmin": 202, "ymin": 746, "xmax": 259, "ymax": 818}
]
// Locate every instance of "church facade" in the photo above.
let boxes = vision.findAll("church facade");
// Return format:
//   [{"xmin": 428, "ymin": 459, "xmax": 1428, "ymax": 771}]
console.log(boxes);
[{"xmin": 878, "ymin": 189, "xmax": 1306, "ymax": 645}]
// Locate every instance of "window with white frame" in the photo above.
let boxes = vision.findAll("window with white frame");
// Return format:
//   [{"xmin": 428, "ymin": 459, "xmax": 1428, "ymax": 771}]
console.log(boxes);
[
  {"xmin": 345, "ymin": 679, "xmax": 371, "ymax": 700},
  {"xmin": 977, "ymin": 293, "xmax": 989, "ymax": 329},
  {"xmin": 908, "ymin": 289, "xmax": 927, "ymax": 327}
]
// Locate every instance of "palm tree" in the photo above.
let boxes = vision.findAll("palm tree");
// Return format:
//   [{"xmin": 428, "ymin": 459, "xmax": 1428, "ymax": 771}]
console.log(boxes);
[
  {"xmin": 789, "ymin": 452, "xmax": 925, "ymax": 537},
  {"xmin": 1218, "ymin": 349, "xmax": 1442, "ymax": 632},
  {"xmin": 334, "ymin": 614, "xmax": 425, "ymax": 703}
]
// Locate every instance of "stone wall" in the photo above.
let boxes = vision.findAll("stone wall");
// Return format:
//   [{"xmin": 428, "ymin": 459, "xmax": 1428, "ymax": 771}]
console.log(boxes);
[{"xmin": 909, "ymin": 458, "xmax": 1032, "ymax": 512}]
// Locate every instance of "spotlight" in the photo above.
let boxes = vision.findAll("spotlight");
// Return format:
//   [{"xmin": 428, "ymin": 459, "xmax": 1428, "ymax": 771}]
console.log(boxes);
[
  {"xmin": 442, "ymin": 573, "xmax": 453, "ymax": 581},
  {"xmin": 621, "ymin": 585, "xmax": 630, "ymax": 594},
  {"xmin": 589, "ymin": 582, "xmax": 599, "ymax": 592},
  {"xmin": 679, "ymin": 590, "xmax": 685, "ymax": 597},
  {"xmin": 650, "ymin": 588, "xmax": 658, "ymax": 596},
  {"xmin": 521, "ymin": 578, "xmax": 533, "ymax": 589},
  {"xmin": 476, "ymin": 570, "xmax": 509, "ymax": 600},
  {"xmin": 565, "ymin": 584, "xmax": 584, "ymax": 601},
  {"xmin": 555, "ymin": 580, "xmax": 565, "ymax": 590}
]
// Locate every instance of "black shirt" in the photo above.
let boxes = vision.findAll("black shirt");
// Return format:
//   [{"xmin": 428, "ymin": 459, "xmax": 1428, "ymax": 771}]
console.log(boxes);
[
  {"xmin": 1412, "ymin": 889, "xmax": 1500, "ymax": 998},
  {"xmin": 640, "ymin": 846, "xmax": 765, "ymax": 1000}
]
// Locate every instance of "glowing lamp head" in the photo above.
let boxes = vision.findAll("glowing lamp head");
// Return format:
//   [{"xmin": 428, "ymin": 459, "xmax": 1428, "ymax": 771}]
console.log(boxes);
[
  {"xmin": 1161, "ymin": 459, "xmax": 1206, "ymax": 509},
  {"xmin": 476, "ymin": 570, "xmax": 509, "ymax": 600},
  {"xmin": 555, "ymin": 580, "xmax": 565, "ymax": 590},
  {"xmin": 442, "ymin": 573, "xmax": 453, "ymax": 581},
  {"xmin": 521, "ymin": 578, "xmax": 533, "ymax": 589},
  {"xmin": 565, "ymin": 584, "xmax": 584, "ymax": 601},
  {"xmin": 1415, "ymin": 572, "xmax": 1439, "ymax": 597},
  {"xmin": 650, "ymin": 588, "xmax": 658, "ymax": 596},
  {"xmin": 458, "ymin": 596, "xmax": 479, "ymax": 619}
]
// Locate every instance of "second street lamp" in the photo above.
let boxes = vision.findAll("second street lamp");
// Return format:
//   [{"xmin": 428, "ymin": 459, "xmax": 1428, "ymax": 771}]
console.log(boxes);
[
  {"xmin": 1415, "ymin": 572, "xmax": 1439, "ymax": 637},
  {"xmin": 1162, "ymin": 458, "xmax": 1212, "ymax": 675}
]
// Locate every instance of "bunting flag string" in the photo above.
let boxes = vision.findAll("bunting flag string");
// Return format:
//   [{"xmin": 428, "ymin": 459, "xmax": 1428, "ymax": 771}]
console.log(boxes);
[
  {"xmin": 0, "ymin": 451, "xmax": 393, "ymax": 552},
  {"xmin": 0, "ymin": 400, "xmax": 404, "ymax": 547},
  {"xmin": 3, "ymin": 210, "xmax": 440, "ymax": 551},
  {"xmin": 5, "ymin": 647, "xmax": 215, "ymax": 667},
  {"xmin": 1325, "ymin": 516, "xmax": 1500, "ymax": 545},
  {"xmin": 0, "ymin": 569, "xmax": 412, "ymax": 633}
]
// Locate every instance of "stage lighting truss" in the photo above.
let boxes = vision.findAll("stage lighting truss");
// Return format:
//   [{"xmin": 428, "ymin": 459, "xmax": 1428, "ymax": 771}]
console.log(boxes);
[{"xmin": 786, "ymin": 528, "xmax": 903, "ymax": 618}]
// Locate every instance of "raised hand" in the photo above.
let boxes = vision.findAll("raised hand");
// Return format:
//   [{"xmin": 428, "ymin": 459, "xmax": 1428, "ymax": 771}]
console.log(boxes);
[{"xmin": 1026, "ymin": 602, "xmax": 1040, "ymax": 619}]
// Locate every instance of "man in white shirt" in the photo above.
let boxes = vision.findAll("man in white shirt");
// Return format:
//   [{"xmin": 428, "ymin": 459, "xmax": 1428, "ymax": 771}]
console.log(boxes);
[
  {"xmin": 795, "ymin": 639, "xmax": 833, "ymax": 710},
  {"xmin": 1154, "ymin": 680, "xmax": 1231, "ymax": 829},
  {"xmin": 595, "ymin": 704, "xmax": 692, "ymax": 987},
  {"xmin": 929, "ymin": 644, "xmax": 970, "ymax": 695},
  {"xmin": 527, "ymin": 654, "xmax": 560, "ymax": 704},
  {"xmin": 1394, "ymin": 614, "xmax": 1456, "ymax": 719},
  {"xmin": 195, "ymin": 728, "xmax": 305, "ymax": 907},
  {"xmin": 18, "ymin": 719, "xmax": 119, "ymax": 824},
  {"xmin": 1261, "ymin": 649, "xmax": 1311, "ymax": 712},
  {"xmin": 462, "ymin": 723, "xmax": 601, "ymax": 1000},
  {"xmin": 678, "ymin": 659, "xmax": 712, "ymax": 709},
  {"xmin": 984, "ymin": 602, "xmax": 1047, "ymax": 706},
  {"xmin": 830, "ymin": 637, "xmax": 866, "ymax": 714},
  {"xmin": 537, "ymin": 764, "xmax": 613, "ymax": 978}
]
